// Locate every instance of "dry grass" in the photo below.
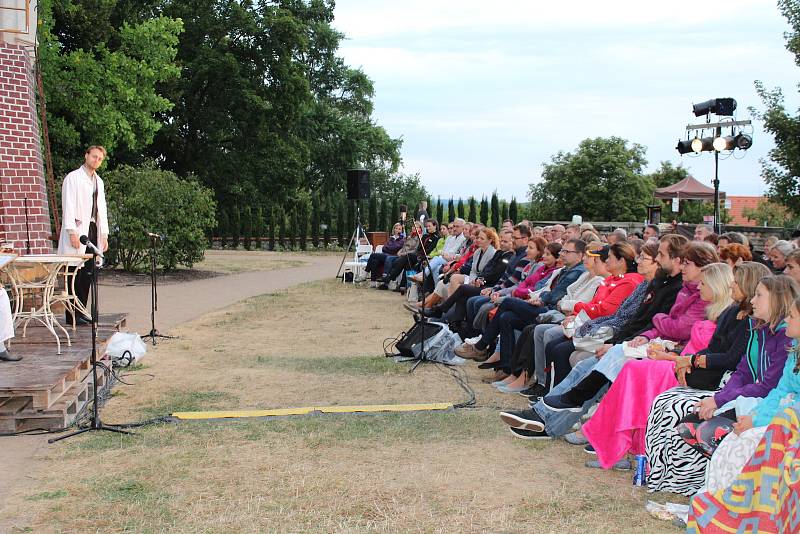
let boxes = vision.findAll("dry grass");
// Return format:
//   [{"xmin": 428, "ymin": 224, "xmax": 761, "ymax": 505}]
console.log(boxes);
[
  {"xmin": 1, "ymin": 280, "xmax": 682, "ymax": 533},
  {"xmin": 192, "ymin": 249, "xmax": 309, "ymax": 274}
]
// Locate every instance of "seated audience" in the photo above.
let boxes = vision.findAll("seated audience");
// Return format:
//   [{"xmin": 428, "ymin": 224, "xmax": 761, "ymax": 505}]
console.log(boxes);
[
  {"xmin": 578, "ymin": 262, "xmax": 734, "ymax": 471},
  {"xmin": 454, "ymin": 240, "xmax": 586, "ymax": 366},
  {"xmin": 365, "ymin": 223, "xmax": 405, "ymax": 282},
  {"xmin": 647, "ymin": 274, "xmax": 796, "ymax": 496}
]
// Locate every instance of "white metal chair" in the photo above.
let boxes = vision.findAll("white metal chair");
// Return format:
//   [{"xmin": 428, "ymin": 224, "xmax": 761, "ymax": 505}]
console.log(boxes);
[{"xmin": 342, "ymin": 244, "xmax": 374, "ymax": 283}]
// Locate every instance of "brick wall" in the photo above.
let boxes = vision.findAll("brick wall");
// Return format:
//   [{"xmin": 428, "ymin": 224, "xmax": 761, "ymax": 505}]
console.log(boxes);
[{"xmin": 0, "ymin": 42, "xmax": 52, "ymax": 254}]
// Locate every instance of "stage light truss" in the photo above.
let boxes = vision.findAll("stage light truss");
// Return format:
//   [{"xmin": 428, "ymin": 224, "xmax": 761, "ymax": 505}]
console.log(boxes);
[{"xmin": 675, "ymin": 119, "xmax": 753, "ymax": 154}]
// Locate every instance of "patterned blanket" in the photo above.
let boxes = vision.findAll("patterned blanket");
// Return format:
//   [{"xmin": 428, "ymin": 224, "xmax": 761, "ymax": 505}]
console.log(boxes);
[{"xmin": 687, "ymin": 402, "xmax": 800, "ymax": 533}]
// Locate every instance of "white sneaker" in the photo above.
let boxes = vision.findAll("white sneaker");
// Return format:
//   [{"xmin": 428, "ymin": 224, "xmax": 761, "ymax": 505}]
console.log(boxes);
[{"xmin": 465, "ymin": 335, "xmax": 481, "ymax": 345}]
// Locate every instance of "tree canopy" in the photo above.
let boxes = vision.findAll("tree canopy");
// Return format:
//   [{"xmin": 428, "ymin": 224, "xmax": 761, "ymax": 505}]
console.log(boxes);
[
  {"xmin": 527, "ymin": 137, "xmax": 652, "ymax": 221},
  {"xmin": 752, "ymin": 0, "xmax": 800, "ymax": 218}
]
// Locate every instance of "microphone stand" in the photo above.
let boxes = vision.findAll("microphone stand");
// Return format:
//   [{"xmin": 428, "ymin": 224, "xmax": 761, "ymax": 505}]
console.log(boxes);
[
  {"xmin": 50, "ymin": 242, "xmax": 131, "ymax": 442},
  {"xmin": 142, "ymin": 234, "xmax": 174, "ymax": 345},
  {"xmin": 409, "ymin": 227, "xmax": 435, "ymax": 373}
]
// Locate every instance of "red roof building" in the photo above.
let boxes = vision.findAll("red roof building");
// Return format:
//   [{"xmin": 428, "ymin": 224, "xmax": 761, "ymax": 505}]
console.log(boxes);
[{"xmin": 726, "ymin": 196, "xmax": 765, "ymax": 226}]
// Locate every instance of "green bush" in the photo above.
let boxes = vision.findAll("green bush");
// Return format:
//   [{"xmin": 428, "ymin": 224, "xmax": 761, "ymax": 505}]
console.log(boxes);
[{"xmin": 104, "ymin": 163, "xmax": 216, "ymax": 271}]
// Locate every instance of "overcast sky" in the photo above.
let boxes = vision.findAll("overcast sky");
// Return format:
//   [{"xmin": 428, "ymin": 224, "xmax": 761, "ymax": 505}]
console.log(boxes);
[{"xmin": 332, "ymin": 0, "xmax": 798, "ymax": 202}]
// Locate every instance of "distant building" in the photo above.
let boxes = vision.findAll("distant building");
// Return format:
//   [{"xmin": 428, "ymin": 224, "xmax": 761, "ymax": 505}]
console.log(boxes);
[{"xmin": 726, "ymin": 196, "xmax": 765, "ymax": 227}]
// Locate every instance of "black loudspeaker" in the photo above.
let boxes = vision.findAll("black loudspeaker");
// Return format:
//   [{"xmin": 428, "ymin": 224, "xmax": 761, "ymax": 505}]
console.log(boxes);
[
  {"xmin": 346, "ymin": 169, "xmax": 370, "ymax": 200},
  {"xmin": 395, "ymin": 319, "xmax": 444, "ymax": 359}
]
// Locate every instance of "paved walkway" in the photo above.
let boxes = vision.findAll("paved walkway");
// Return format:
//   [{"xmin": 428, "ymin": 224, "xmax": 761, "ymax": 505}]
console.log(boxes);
[
  {"xmin": 0, "ymin": 252, "xmax": 344, "ymax": 517},
  {"xmin": 102, "ymin": 253, "xmax": 344, "ymax": 332}
]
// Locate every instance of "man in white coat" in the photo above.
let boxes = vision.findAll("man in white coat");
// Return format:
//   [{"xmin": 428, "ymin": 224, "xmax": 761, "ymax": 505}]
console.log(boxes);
[
  {"xmin": 0, "ymin": 285, "xmax": 18, "ymax": 361},
  {"xmin": 58, "ymin": 146, "xmax": 110, "ymax": 325}
]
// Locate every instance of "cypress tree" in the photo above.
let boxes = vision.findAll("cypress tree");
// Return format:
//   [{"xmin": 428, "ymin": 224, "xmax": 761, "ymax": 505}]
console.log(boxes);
[
  {"xmin": 480, "ymin": 196, "xmax": 489, "ymax": 225},
  {"xmin": 379, "ymin": 198, "xmax": 389, "ymax": 233},
  {"xmin": 278, "ymin": 208, "xmax": 287, "ymax": 251},
  {"xmin": 457, "ymin": 198, "xmax": 465, "ymax": 219},
  {"xmin": 390, "ymin": 197, "xmax": 398, "ymax": 228},
  {"xmin": 368, "ymin": 196, "xmax": 378, "ymax": 231},
  {"xmin": 501, "ymin": 200, "xmax": 510, "ymax": 222},
  {"xmin": 337, "ymin": 199, "xmax": 347, "ymax": 248},
  {"xmin": 490, "ymin": 192, "xmax": 500, "ymax": 229},
  {"xmin": 243, "ymin": 207, "xmax": 253, "ymax": 250},
  {"xmin": 311, "ymin": 198, "xmax": 320, "ymax": 249},
  {"xmin": 448, "ymin": 198, "xmax": 455, "ymax": 222},
  {"xmin": 468, "ymin": 197, "xmax": 477, "ymax": 223},
  {"xmin": 298, "ymin": 203, "xmax": 308, "ymax": 251},
  {"xmin": 254, "ymin": 207, "xmax": 263, "ymax": 250},
  {"xmin": 435, "ymin": 196, "xmax": 443, "ymax": 222},
  {"xmin": 288, "ymin": 211, "xmax": 297, "ymax": 251},
  {"xmin": 230, "ymin": 207, "xmax": 241, "ymax": 250},
  {"xmin": 509, "ymin": 197, "xmax": 519, "ymax": 223},
  {"xmin": 217, "ymin": 209, "xmax": 229, "ymax": 249},
  {"xmin": 268, "ymin": 206, "xmax": 276, "ymax": 251}
]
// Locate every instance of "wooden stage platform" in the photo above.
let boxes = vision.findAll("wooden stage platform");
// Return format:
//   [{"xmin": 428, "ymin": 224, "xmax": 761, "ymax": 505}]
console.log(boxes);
[{"xmin": 0, "ymin": 314, "xmax": 127, "ymax": 433}]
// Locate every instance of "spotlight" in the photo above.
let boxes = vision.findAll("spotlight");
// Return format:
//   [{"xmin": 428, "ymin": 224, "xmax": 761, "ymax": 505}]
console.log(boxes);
[
  {"xmin": 713, "ymin": 136, "xmax": 735, "ymax": 151},
  {"xmin": 692, "ymin": 137, "xmax": 714, "ymax": 153},
  {"xmin": 692, "ymin": 97, "xmax": 737, "ymax": 117},
  {"xmin": 676, "ymin": 139, "xmax": 694, "ymax": 154},
  {"xmin": 734, "ymin": 133, "xmax": 753, "ymax": 150}
]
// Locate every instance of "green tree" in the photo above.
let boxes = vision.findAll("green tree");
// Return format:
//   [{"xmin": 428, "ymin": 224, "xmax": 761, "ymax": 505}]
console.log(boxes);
[
  {"xmin": 278, "ymin": 209, "xmax": 288, "ymax": 251},
  {"xmin": 468, "ymin": 197, "xmax": 477, "ymax": 223},
  {"xmin": 368, "ymin": 196, "xmax": 378, "ymax": 231},
  {"xmin": 378, "ymin": 198, "xmax": 389, "ymax": 233},
  {"xmin": 751, "ymin": 0, "xmax": 800, "ymax": 217},
  {"xmin": 104, "ymin": 163, "xmax": 216, "ymax": 270},
  {"xmin": 743, "ymin": 199, "xmax": 798, "ymax": 227},
  {"xmin": 448, "ymin": 198, "xmax": 455, "ymax": 222},
  {"xmin": 230, "ymin": 208, "xmax": 241, "ymax": 250},
  {"xmin": 311, "ymin": 198, "xmax": 321, "ymax": 248},
  {"xmin": 242, "ymin": 206, "xmax": 253, "ymax": 250},
  {"xmin": 268, "ymin": 206, "xmax": 276, "ymax": 251},
  {"xmin": 436, "ymin": 197, "xmax": 443, "ymax": 223},
  {"xmin": 254, "ymin": 207, "xmax": 263, "ymax": 250},
  {"xmin": 337, "ymin": 200, "xmax": 347, "ymax": 248},
  {"xmin": 39, "ymin": 0, "xmax": 183, "ymax": 178},
  {"xmin": 457, "ymin": 198, "xmax": 465, "ymax": 219},
  {"xmin": 509, "ymin": 197, "xmax": 518, "ymax": 223},
  {"xmin": 390, "ymin": 198, "xmax": 398, "ymax": 228},
  {"xmin": 152, "ymin": 0, "xmax": 402, "ymax": 219},
  {"xmin": 217, "ymin": 208, "xmax": 229, "ymax": 249},
  {"xmin": 490, "ymin": 192, "xmax": 500, "ymax": 228},
  {"xmin": 480, "ymin": 197, "xmax": 489, "ymax": 225},
  {"xmin": 528, "ymin": 137, "xmax": 651, "ymax": 221},
  {"xmin": 501, "ymin": 200, "xmax": 509, "ymax": 222}
]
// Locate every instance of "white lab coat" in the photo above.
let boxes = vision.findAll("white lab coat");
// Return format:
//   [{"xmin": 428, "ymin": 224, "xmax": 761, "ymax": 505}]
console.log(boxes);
[
  {"xmin": 0, "ymin": 286, "xmax": 13, "ymax": 343},
  {"xmin": 57, "ymin": 166, "xmax": 109, "ymax": 255}
]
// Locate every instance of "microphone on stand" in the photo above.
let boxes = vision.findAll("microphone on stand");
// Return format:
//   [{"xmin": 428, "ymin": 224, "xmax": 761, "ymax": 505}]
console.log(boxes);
[{"xmin": 80, "ymin": 235, "xmax": 104, "ymax": 258}]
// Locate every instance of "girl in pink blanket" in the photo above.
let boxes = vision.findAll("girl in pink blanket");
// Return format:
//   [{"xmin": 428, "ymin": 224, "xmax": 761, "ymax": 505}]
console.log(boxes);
[{"xmin": 580, "ymin": 262, "xmax": 734, "ymax": 470}]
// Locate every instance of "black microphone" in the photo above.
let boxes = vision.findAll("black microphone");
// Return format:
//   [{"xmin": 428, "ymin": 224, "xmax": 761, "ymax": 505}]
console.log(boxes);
[
  {"xmin": 145, "ymin": 231, "xmax": 165, "ymax": 240},
  {"xmin": 80, "ymin": 235, "xmax": 104, "ymax": 258}
]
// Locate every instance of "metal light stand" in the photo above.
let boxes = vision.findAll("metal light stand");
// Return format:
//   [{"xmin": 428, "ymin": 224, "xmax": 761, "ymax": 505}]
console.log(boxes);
[
  {"xmin": 49, "ymin": 245, "xmax": 131, "ymax": 443},
  {"xmin": 336, "ymin": 201, "xmax": 371, "ymax": 280},
  {"xmin": 141, "ymin": 235, "xmax": 174, "ymax": 345}
]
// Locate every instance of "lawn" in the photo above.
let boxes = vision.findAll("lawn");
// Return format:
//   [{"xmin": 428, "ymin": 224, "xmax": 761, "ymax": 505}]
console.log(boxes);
[{"xmin": 1, "ymin": 280, "xmax": 682, "ymax": 533}]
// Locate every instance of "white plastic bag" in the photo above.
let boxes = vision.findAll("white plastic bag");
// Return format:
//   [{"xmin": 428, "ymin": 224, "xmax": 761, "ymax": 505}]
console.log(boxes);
[{"xmin": 105, "ymin": 332, "xmax": 147, "ymax": 367}]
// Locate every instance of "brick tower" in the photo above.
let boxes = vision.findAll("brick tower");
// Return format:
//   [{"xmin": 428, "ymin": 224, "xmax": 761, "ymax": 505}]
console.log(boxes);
[{"xmin": 0, "ymin": 1, "xmax": 52, "ymax": 254}]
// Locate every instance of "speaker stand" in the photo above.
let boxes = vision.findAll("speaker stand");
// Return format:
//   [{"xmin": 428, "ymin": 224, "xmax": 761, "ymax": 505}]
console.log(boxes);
[{"xmin": 336, "ymin": 201, "xmax": 371, "ymax": 281}]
